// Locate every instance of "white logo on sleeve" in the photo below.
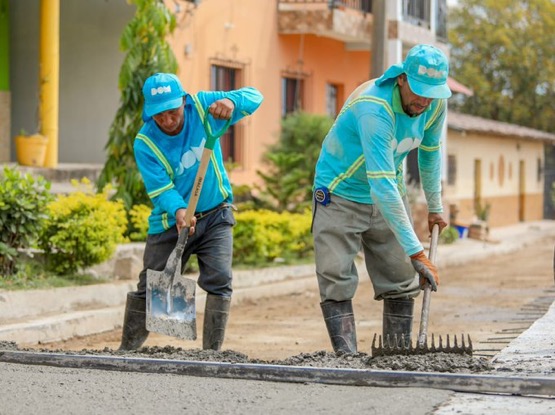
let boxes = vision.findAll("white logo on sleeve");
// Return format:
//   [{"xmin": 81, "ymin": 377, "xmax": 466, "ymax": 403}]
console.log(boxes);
[
  {"xmin": 151, "ymin": 85, "xmax": 172, "ymax": 96},
  {"xmin": 176, "ymin": 138, "xmax": 206, "ymax": 175}
]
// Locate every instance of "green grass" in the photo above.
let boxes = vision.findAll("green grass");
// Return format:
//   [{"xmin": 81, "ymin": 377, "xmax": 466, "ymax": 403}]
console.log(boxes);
[{"xmin": 0, "ymin": 259, "xmax": 110, "ymax": 291}]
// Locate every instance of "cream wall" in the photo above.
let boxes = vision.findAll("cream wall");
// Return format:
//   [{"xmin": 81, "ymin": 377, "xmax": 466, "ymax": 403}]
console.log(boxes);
[{"xmin": 445, "ymin": 130, "xmax": 545, "ymax": 225}]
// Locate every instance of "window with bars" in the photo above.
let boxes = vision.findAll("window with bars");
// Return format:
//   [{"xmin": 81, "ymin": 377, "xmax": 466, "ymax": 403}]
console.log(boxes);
[
  {"xmin": 281, "ymin": 77, "xmax": 304, "ymax": 117},
  {"xmin": 210, "ymin": 65, "xmax": 241, "ymax": 164}
]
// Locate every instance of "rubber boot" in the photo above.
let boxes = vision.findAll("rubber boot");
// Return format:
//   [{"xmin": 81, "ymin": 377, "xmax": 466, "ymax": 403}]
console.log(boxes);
[
  {"xmin": 320, "ymin": 300, "xmax": 357, "ymax": 354},
  {"xmin": 118, "ymin": 292, "xmax": 149, "ymax": 351},
  {"xmin": 202, "ymin": 294, "xmax": 231, "ymax": 351},
  {"xmin": 382, "ymin": 298, "xmax": 414, "ymax": 349}
]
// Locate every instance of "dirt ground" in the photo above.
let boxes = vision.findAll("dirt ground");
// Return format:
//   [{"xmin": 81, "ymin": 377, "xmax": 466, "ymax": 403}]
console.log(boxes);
[{"xmin": 36, "ymin": 236, "xmax": 555, "ymax": 363}]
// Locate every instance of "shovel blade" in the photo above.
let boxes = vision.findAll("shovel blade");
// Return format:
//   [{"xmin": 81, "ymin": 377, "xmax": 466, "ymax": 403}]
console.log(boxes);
[{"xmin": 146, "ymin": 269, "xmax": 197, "ymax": 340}]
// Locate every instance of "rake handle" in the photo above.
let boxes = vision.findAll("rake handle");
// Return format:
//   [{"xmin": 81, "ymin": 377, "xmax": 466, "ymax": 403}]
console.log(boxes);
[{"xmin": 417, "ymin": 223, "xmax": 440, "ymax": 348}]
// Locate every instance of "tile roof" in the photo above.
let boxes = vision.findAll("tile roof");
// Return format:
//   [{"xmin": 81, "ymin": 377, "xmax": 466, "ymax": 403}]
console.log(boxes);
[{"xmin": 448, "ymin": 112, "xmax": 555, "ymax": 143}]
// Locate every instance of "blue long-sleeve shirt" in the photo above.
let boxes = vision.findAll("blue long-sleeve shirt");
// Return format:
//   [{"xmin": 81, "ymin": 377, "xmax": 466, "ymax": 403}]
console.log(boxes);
[
  {"xmin": 314, "ymin": 79, "xmax": 446, "ymax": 256},
  {"xmin": 134, "ymin": 87, "xmax": 263, "ymax": 234}
]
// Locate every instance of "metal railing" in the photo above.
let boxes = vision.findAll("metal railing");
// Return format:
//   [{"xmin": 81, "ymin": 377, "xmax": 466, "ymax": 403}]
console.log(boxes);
[
  {"xmin": 278, "ymin": 0, "xmax": 372, "ymax": 14},
  {"xmin": 403, "ymin": 0, "xmax": 430, "ymax": 28}
]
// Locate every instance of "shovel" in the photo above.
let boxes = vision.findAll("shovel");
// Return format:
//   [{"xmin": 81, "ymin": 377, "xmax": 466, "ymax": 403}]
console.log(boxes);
[
  {"xmin": 371, "ymin": 224, "xmax": 473, "ymax": 356},
  {"xmin": 146, "ymin": 113, "xmax": 232, "ymax": 340}
]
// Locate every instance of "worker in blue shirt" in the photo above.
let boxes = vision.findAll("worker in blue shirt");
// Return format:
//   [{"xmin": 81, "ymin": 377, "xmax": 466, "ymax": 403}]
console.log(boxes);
[
  {"xmin": 120, "ymin": 73, "xmax": 263, "ymax": 351},
  {"xmin": 312, "ymin": 44, "xmax": 451, "ymax": 354}
]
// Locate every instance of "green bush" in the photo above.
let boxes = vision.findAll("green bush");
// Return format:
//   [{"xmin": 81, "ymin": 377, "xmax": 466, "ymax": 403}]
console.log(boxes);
[
  {"xmin": 256, "ymin": 112, "xmax": 333, "ymax": 212},
  {"xmin": 439, "ymin": 226, "xmax": 460, "ymax": 245},
  {"xmin": 233, "ymin": 209, "xmax": 312, "ymax": 266},
  {"xmin": 39, "ymin": 180, "xmax": 128, "ymax": 275},
  {"xmin": 0, "ymin": 167, "xmax": 53, "ymax": 276}
]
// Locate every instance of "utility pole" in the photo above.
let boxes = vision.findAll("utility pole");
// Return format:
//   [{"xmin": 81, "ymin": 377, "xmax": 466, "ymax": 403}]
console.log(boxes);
[{"xmin": 370, "ymin": 0, "xmax": 387, "ymax": 79}]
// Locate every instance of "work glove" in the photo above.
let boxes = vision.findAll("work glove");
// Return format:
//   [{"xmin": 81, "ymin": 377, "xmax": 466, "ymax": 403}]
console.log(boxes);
[{"xmin": 410, "ymin": 251, "xmax": 439, "ymax": 292}]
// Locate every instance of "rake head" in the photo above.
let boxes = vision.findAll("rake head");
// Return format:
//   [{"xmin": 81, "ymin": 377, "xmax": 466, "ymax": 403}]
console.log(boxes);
[{"xmin": 371, "ymin": 333, "xmax": 473, "ymax": 357}]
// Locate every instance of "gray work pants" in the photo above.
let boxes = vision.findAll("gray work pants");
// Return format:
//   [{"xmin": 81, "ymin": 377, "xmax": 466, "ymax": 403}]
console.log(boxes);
[{"xmin": 312, "ymin": 194, "xmax": 420, "ymax": 302}]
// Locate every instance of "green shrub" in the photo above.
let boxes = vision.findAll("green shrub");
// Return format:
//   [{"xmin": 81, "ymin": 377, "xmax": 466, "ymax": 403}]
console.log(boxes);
[
  {"xmin": 39, "ymin": 180, "xmax": 128, "ymax": 275},
  {"xmin": 439, "ymin": 226, "xmax": 460, "ymax": 245},
  {"xmin": 0, "ymin": 167, "xmax": 53, "ymax": 276},
  {"xmin": 128, "ymin": 203, "xmax": 151, "ymax": 241},
  {"xmin": 233, "ymin": 209, "xmax": 312, "ymax": 266},
  {"xmin": 256, "ymin": 112, "xmax": 333, "ymax": 212}
]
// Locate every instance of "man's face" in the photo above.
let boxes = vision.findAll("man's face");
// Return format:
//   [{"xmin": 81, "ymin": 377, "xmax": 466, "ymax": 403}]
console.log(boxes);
[
  {"xmin": 152, "ymin": 103, "xmax": 185, "ymax": 135},
  {"xmin": 397, "ymin": 75, "xmax": 434, "ymax": 117}
]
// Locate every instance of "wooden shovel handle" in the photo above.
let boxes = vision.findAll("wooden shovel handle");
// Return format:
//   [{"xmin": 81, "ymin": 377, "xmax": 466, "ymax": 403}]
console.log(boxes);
[
  {"xmin": 417, "ymin": 223, "xmax": 440, "ymax": 347},
  {"xmin": 182, "ymin": 113, "xmax": 232, "ymax": 227}
]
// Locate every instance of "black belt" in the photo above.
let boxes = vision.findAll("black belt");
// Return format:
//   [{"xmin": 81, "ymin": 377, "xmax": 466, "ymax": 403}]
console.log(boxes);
[{"xmin": 194, "ymin": 203, "xmax": 229, "ymax": 221}]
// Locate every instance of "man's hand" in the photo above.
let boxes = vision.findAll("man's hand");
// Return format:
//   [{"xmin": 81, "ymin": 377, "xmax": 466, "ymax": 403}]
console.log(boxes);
[
  {"xmin": 208, "ymin": 98, "xmax": 235, "ymax": 120},
  {"xmin": 410, "ymin": 250, "xmax": 439, "ymax": 291},
  {"xmin": 428, "ymin": 213, "xmax": 447, "ymax": 235},
  {"xmin": 175, "ymin": 208, "xmax": 197, "ymax": 235}
]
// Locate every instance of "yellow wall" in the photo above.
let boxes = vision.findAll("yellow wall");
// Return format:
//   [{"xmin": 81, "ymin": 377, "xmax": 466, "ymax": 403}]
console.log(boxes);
[{"xmin": 164, "ymin": 0, "xmax": 370, "ymax": 186}]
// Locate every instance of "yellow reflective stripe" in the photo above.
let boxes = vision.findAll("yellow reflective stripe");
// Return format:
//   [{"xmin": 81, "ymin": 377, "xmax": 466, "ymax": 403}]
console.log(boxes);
[
  {"xmin": 420, "ymin": 143, "xmax": 441, "ymax": 152},
  {"xmin": 367, "ymin": 171, "xmax": 396, "ymax": 179},
  {"xmin": 211, "ymin": 152, "xmax": 229, "ymax": 198},
  {"xmin": 328, "ymin": 156, "xmax": 365, "ymax": 192},
  {"xmin": 425, "ymin": 100, "xmax": 444, "ymax": 129},
  {"xmin": 148, "ymin": 182, "xmax": 174, "ymax": 199},
  {"xmin": 191, "ymin": 94, "xmax": 214, "ymax": 136},
  {"xmin": 161, "ymin": 213, "xmax": 170, "ymax": 230},
  {"xmin": 396, "ymin": 165, "xmax": 406, "ymax": 196},
  {"xmin": 136, "ymin": 134, "xmax": 174, "ymax": 180},
  {"xmin": 191, "ymin": 94, "xmax": 229, "ymax": 199},
  {"xmin": 341, "ymin": 96, "xmax": 395, "ymax": 121}
]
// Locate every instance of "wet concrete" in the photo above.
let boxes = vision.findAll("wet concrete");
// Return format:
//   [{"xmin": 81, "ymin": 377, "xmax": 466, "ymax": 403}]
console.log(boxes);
[{"xmin": 1, "ymin": 341, "xmax": 492, "ymax": 374}]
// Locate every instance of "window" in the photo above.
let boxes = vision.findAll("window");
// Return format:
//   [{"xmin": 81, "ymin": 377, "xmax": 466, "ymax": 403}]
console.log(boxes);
[
  {"xmin": 447, "ymin": 154, "xmax": 457, "ymax": 185},
  {"xmin": 326, "ymin": 83, "xmax": 343, "ymax": 118},
  {"xmin": 210, "ymin": 65, "xmax": 241, "ymax": 164},
  {"xmin": 403, "ymin": 0, "xmax": 431, "ymax": 28},
  {"xmin": 282, "ymin": 77, "xmax": 304, "ymax": 117}
]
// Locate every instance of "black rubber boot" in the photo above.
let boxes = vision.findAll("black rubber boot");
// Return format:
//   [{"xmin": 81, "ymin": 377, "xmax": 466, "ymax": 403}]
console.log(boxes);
[
  {"xmin": 118, "ymin": 292, "xmax": 149, "ymax": 351},
  {"xmin": 202, "ymin": 294, "xmax": 231, "ymax": 351},
  {"xmin": 320, "ymin": 300, "xmax": 357, "ymax": 355},
  {"xmin": 382, "ymin": 298, "xmax": 414, "ymax": 348}
]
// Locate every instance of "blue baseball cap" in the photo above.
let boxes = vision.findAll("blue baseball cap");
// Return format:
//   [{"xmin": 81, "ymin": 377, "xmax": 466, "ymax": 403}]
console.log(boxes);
[
  {"xmin": 142, "ymin": 73, "xmax": 186, "ymax": 118},
  {"xmin": 376, "ymin": 44, "xmax": 452, "ymax": 99}
]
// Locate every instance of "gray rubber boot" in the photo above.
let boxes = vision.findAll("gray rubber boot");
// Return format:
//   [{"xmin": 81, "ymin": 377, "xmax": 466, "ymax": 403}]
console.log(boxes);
[
  {"xmin": 118, "ymin": 292, "xmax": 149, "ymax": 350},
  {"xmin": 320, "ymin": 300, "xmax": 357, "ymax": 354},
  {"xmin": 382, "ymin": 298, "xmax": 414, "ymax": 348},
  {"xmin": 202, "ymin": 294, "xmax": 231, "ymax": 351}
]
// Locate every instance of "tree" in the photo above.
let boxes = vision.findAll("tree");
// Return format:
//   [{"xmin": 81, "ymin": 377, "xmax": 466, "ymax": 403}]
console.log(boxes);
[
  {"xmin": 97, "ymin": 0, "xmax": 177, "ymax": 209},
  {"xmin": 448, "ymin": 0, "xmax": 555, "ymax": 133},
  {"xmin": 256, "ymin": 112, "xmax": 333, "ymax": 212}
]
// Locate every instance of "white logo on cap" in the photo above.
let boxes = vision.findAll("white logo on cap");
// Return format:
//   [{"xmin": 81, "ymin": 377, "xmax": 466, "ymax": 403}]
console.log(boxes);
[
  {"xmin": 417, "ymin": 65, "xmax": 446, "ymax": 79},
  {"xmin": 151, "ymin": 85, "xmax": 172, "ymax": 96}
]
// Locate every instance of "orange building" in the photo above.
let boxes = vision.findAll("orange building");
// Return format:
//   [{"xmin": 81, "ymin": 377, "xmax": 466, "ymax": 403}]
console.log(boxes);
[{"xmin": 163, "ymin": 0, "xmax": 449, "ymax": 187}]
